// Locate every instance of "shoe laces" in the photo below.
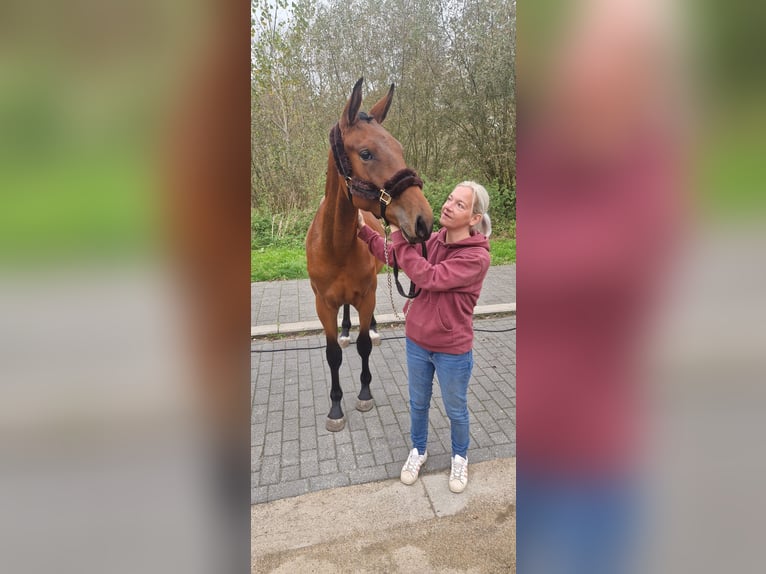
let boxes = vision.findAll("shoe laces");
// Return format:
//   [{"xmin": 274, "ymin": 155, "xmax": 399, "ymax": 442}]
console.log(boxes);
[
  {"xmin": 450, "ymin": 457, "xmax": 467, "ymax": 481},
  {"xmin": 404, "ymin": 450, "xmax": 423, "ymax": 473}
]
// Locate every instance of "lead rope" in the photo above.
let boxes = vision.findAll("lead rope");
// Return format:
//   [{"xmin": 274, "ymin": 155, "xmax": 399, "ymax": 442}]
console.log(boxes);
[{"xmin": 382, "ymin": 224, "xmax": 409, "ymax": 322}]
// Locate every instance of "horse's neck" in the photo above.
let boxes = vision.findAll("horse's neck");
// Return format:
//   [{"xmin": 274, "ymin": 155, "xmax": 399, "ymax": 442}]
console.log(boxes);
[{"xmin": 319, "ymin": 172, "xmax": 358, "ymax": 254}]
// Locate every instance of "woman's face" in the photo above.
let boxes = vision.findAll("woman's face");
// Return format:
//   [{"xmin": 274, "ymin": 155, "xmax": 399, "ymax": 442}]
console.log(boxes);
[{"xmin": 439, "ymin": 186, "xmax": 477, "ymax": 231}]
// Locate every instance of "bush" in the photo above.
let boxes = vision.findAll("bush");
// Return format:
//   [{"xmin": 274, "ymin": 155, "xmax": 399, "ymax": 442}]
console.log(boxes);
[
  {"xmin": 251, "ymin": 176, "xmax": 517, "ymax": 251},
  {"xmin": 251, "ymin": 208, "xmax": 316, "ymax": 249}
]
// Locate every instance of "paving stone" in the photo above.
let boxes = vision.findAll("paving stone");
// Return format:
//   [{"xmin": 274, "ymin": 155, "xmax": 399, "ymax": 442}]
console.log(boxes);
[
  {"xmin": 425, "ymin": 453, "xmax": 451, "ymax": 472},
  {"xmin": 300, "ymin": 452, "xmax": 319, "ymax": 478},
  {"xmin": 282, "ymin": 440, "xmax": 299, "ymax": 467},
  {"xmin": 267, "ymin": 393, "xmax": 284, "ymax": 411},
  {"xmin": 263, "ymin": 432, "xmax": 282, "ymax": 457},
  {"xmin": 372, "ymin": 447, "xmax": 393, "ymax": 466},
  {"xmin": 475, "ymin": 410, "xmax": 502, "ymax": 434},
  {"xmin": 377, "ymin": 405, "xmax": 397, "ymax": 426},
  {"xmin": 251, "ymin": 404, "xmax": 267, "ymax": 423},
  {"xmin": 335, "ymin": 442, "xmax": 356, "ymax": 469},
  {"xmin": 366, "ymin": 418, "xmax": 385, "ymax": 439},
  {"xmin": 283, "ymin": 400, "xmax": 299, "ymax": 420},
  {"xmin": 348, "ymin": 465, "xmax": 389, "ymax": 485},
  {"xmin": 282, "ymin": 419, "xmax": 299, "ymax": 442},
  {"xmin": 317, "ymin": 434, "xmax": 335, "ymax": 460},
  {"xmin": 266, "ymin": 411, "xmax": 282, "ymax": 434},
  {"xmin": 319, "ymin": 459, "xmax": 338, "ymax": 475},
  {"xmin": 391, "ymin": 446, "xmax": 410, "ymax": 463},
  {"xmin": 333, "ymin": 428, "xmax": 352, "ymax": 445},
  {"xmin": 428, "ymin": 438, "xmax": 448, "ymax": 455},
  {"xmin": 299, "ymin": 407, "xmax": 315, "ymax": 427},
  {"xmin": 268, "ymin": 479, "xmax": 310, "ymax": 501},
  {"xmin": 251, "ymin": 485, "xmax": 268, "ymax": 505},
  {"xmin": 356, "ymin": 453, "xmax": 376, "ymax": 468},
  {"xmin": 281, "ymin": 465, "xmax": 300, "ymax": 482},
  {"xmin": 350, "ymin": 430, "xmax": 372, "ymax": 454},
  {"xmin": 385, "ymin": 462, "xmax": 402, "ymax": 478},
  {"xmin": 309, "ymin": 473, "xmax": 350, "ymax": 491},
  {"xmin": 298, "ymin": 390, "xmax": 313, "ymax": 408},
  {"xmin": 258, "ymin": 456, "xmax": 280, "ymax": 486},
  {"xmin": 489, "ymin": 430, "xmax": 511, "ymax": 445},
  {"xmin": 472, "ymin": 447, "xmax": 493, "ymax": 464},
  {"xmin": 384, "ymin": 424, "xmax": 405, "ymax": 444},
  {"xmin": 300, "ymin": 426, "xmax": 318, "ymax": 451}
]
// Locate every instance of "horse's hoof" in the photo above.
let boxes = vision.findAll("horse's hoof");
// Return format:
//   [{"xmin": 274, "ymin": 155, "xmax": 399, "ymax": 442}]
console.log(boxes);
[
  {"xmin": 339, "ymin": 335, "xmax": 351, "ymax": 349},
  {"xmin": 356, "ymin": 398, "xmax": 374, "ymax": 412},
  {"xmin": 325, "ymin": 416, "xmax": 346, "ymax": 432},
  {"xmin": 370, "ymin": 330, "xmax": 381, "ymax": 346}
]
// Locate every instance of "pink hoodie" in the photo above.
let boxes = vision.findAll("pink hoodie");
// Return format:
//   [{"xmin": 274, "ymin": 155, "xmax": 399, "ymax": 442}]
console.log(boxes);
[
  {"xmin": 518, "ymin": 125, "xmax": 682, "ymax": 475},
  {"xmin": 358, "ymin": 225, "xmax": 490, "ymax": 354}
]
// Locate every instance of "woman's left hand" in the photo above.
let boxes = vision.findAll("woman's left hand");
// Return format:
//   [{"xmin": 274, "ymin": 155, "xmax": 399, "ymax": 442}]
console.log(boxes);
[{"xmin": 389, "ymin": 223, "xmax": 399, "ymax": 233}]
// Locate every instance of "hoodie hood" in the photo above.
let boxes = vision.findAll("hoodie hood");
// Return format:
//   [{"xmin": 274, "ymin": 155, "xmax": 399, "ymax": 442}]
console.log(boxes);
[{"xmin": 432, "ymin": 227, "xmax": 491, "ymax": 252}]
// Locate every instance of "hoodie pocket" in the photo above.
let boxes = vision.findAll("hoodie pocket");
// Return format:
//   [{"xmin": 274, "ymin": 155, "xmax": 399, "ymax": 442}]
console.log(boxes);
[{"xmin": 436, "ymin": 305, "xmax": 453, "ymax": 332}]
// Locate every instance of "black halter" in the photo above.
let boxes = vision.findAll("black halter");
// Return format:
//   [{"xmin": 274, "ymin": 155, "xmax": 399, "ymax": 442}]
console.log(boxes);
[
  {"xmin": 329, "ymin": 121, "xmax": 426, "ymax": 299},
  {"xmin": 329, "ymin": 122, "xmax": 423, "ymax": 226}
]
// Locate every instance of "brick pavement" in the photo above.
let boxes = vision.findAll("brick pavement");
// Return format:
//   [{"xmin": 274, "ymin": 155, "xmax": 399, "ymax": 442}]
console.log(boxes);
[
  {"xmin": 251, "ymin": 314, "xmax": 516, "ymax": 504},
  {"xmin": 251, "ymin": 264, "xmax": 516, "ymax": 327}
]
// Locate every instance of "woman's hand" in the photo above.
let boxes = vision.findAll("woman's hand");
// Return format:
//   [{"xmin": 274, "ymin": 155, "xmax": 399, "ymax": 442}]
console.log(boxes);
[{"xmin": 358, "ymin": 209, "xmax": 399, "ymax": 234}]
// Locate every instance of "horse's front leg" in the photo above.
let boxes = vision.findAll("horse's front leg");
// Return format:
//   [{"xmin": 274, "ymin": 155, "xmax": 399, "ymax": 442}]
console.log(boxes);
[
  {"xmin": 316, "ymin": 300, "xmax": 346, "ymax": 431},
  {"xmin": 339, "ymin": 304, "xmax": 352, "ymax": 349},
  {"xmin": 355, "ymin": 296, "xmax": 376, "ymax": 412},
  {"xmin": 325, "ymin": 337, "xmax": 345, "ymax": 430}
]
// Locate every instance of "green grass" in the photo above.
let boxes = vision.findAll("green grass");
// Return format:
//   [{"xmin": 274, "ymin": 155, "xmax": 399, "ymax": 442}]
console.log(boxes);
[
  {"xmin": 0, "ymin": 152, "xmax": 154, "ymax": 262},
  {"xmin": 251, "ymin": 246, "xmax": 308, "ymax": 282},
  {"xmin": 251, "ymin": 236, "xmax": 515, "ymax": 282},
  {"xmin": 700, "ymin": 121, "xmax": 766, "ymax": 218},
  {"xmin": 490, "ymin": 238, "xmax": 516, "ymax": 266}
]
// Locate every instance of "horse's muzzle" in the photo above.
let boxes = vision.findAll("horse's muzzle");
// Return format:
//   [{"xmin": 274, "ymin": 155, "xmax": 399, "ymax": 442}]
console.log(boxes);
[{"xmin": 415, "ymin": 215, "xmax": 431, "ymax": 242}]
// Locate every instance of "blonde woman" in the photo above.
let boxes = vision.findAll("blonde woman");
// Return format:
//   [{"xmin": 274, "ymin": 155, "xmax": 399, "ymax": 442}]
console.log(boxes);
[{"xmin": 358, "ymin": 181, "xmax": 491, "ymax": 493}]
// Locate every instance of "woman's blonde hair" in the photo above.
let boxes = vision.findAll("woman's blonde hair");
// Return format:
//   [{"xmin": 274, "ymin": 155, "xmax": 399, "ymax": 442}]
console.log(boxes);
[{"xmin": 456, "ymin": 181, "xmax": 492, "ymax": 237}]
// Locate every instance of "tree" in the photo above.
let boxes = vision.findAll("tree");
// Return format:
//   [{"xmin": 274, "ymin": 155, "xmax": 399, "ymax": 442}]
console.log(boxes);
[{"xmin": 251, "ymin": 0, "xmax": 516, "ymax": 219}]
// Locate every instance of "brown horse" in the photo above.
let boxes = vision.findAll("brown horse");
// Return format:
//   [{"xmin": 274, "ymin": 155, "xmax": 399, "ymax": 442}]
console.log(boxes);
[{"xmin": 306, "ymin": 78, "xmax": 433, "ymax": 432}]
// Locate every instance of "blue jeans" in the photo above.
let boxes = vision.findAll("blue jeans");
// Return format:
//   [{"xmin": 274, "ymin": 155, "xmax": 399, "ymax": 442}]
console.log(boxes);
[
  {"xmin": 517, "ymin": 472, "xmax": 643, "ymax": 574},
  {"xmin": 405, "ymin": 338, "xmax": 473, "ymax": 458}
]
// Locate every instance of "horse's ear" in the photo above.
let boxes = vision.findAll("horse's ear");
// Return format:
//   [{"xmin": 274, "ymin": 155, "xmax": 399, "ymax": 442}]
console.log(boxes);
[
  {"xmin": 341, "ymin": 77, "xmax": 364, "ymax": 130},
  {"xmin": 370, "ymin": 83, "xmax": 395, "ymax": 124}
]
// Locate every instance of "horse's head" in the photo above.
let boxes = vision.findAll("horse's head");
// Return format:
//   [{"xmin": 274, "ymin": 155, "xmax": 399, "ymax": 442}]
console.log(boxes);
[{"xmin": 334, "ymin": 78, "xmax": 434, "ymax": 244}]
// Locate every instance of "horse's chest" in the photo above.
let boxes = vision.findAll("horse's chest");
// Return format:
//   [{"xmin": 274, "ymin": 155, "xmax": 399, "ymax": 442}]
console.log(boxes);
[{"xmin": 312, "ymin": 262, "xmax": 376, "ymax": 308}]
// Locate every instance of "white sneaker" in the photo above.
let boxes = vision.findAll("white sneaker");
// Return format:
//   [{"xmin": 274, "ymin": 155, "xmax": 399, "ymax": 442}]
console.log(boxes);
[
  {"xmin": 400, "ymin": 448, "xmax": 427, "ymax": 485},
  {"xmin": 449, "ymin": 454, "xmax": 468, "ymax": 493}
]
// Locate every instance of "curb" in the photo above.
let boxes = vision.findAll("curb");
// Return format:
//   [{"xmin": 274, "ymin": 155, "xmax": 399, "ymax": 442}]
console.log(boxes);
[{"xmin": 251, "ymin": 302, "xmax": 516, "ymax": 338}]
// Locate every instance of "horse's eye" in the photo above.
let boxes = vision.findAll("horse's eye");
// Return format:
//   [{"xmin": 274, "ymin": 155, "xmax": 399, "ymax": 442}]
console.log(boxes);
[{"xmin": 359, "ymin": 150, "xmax": 373, "ymax": 161}]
